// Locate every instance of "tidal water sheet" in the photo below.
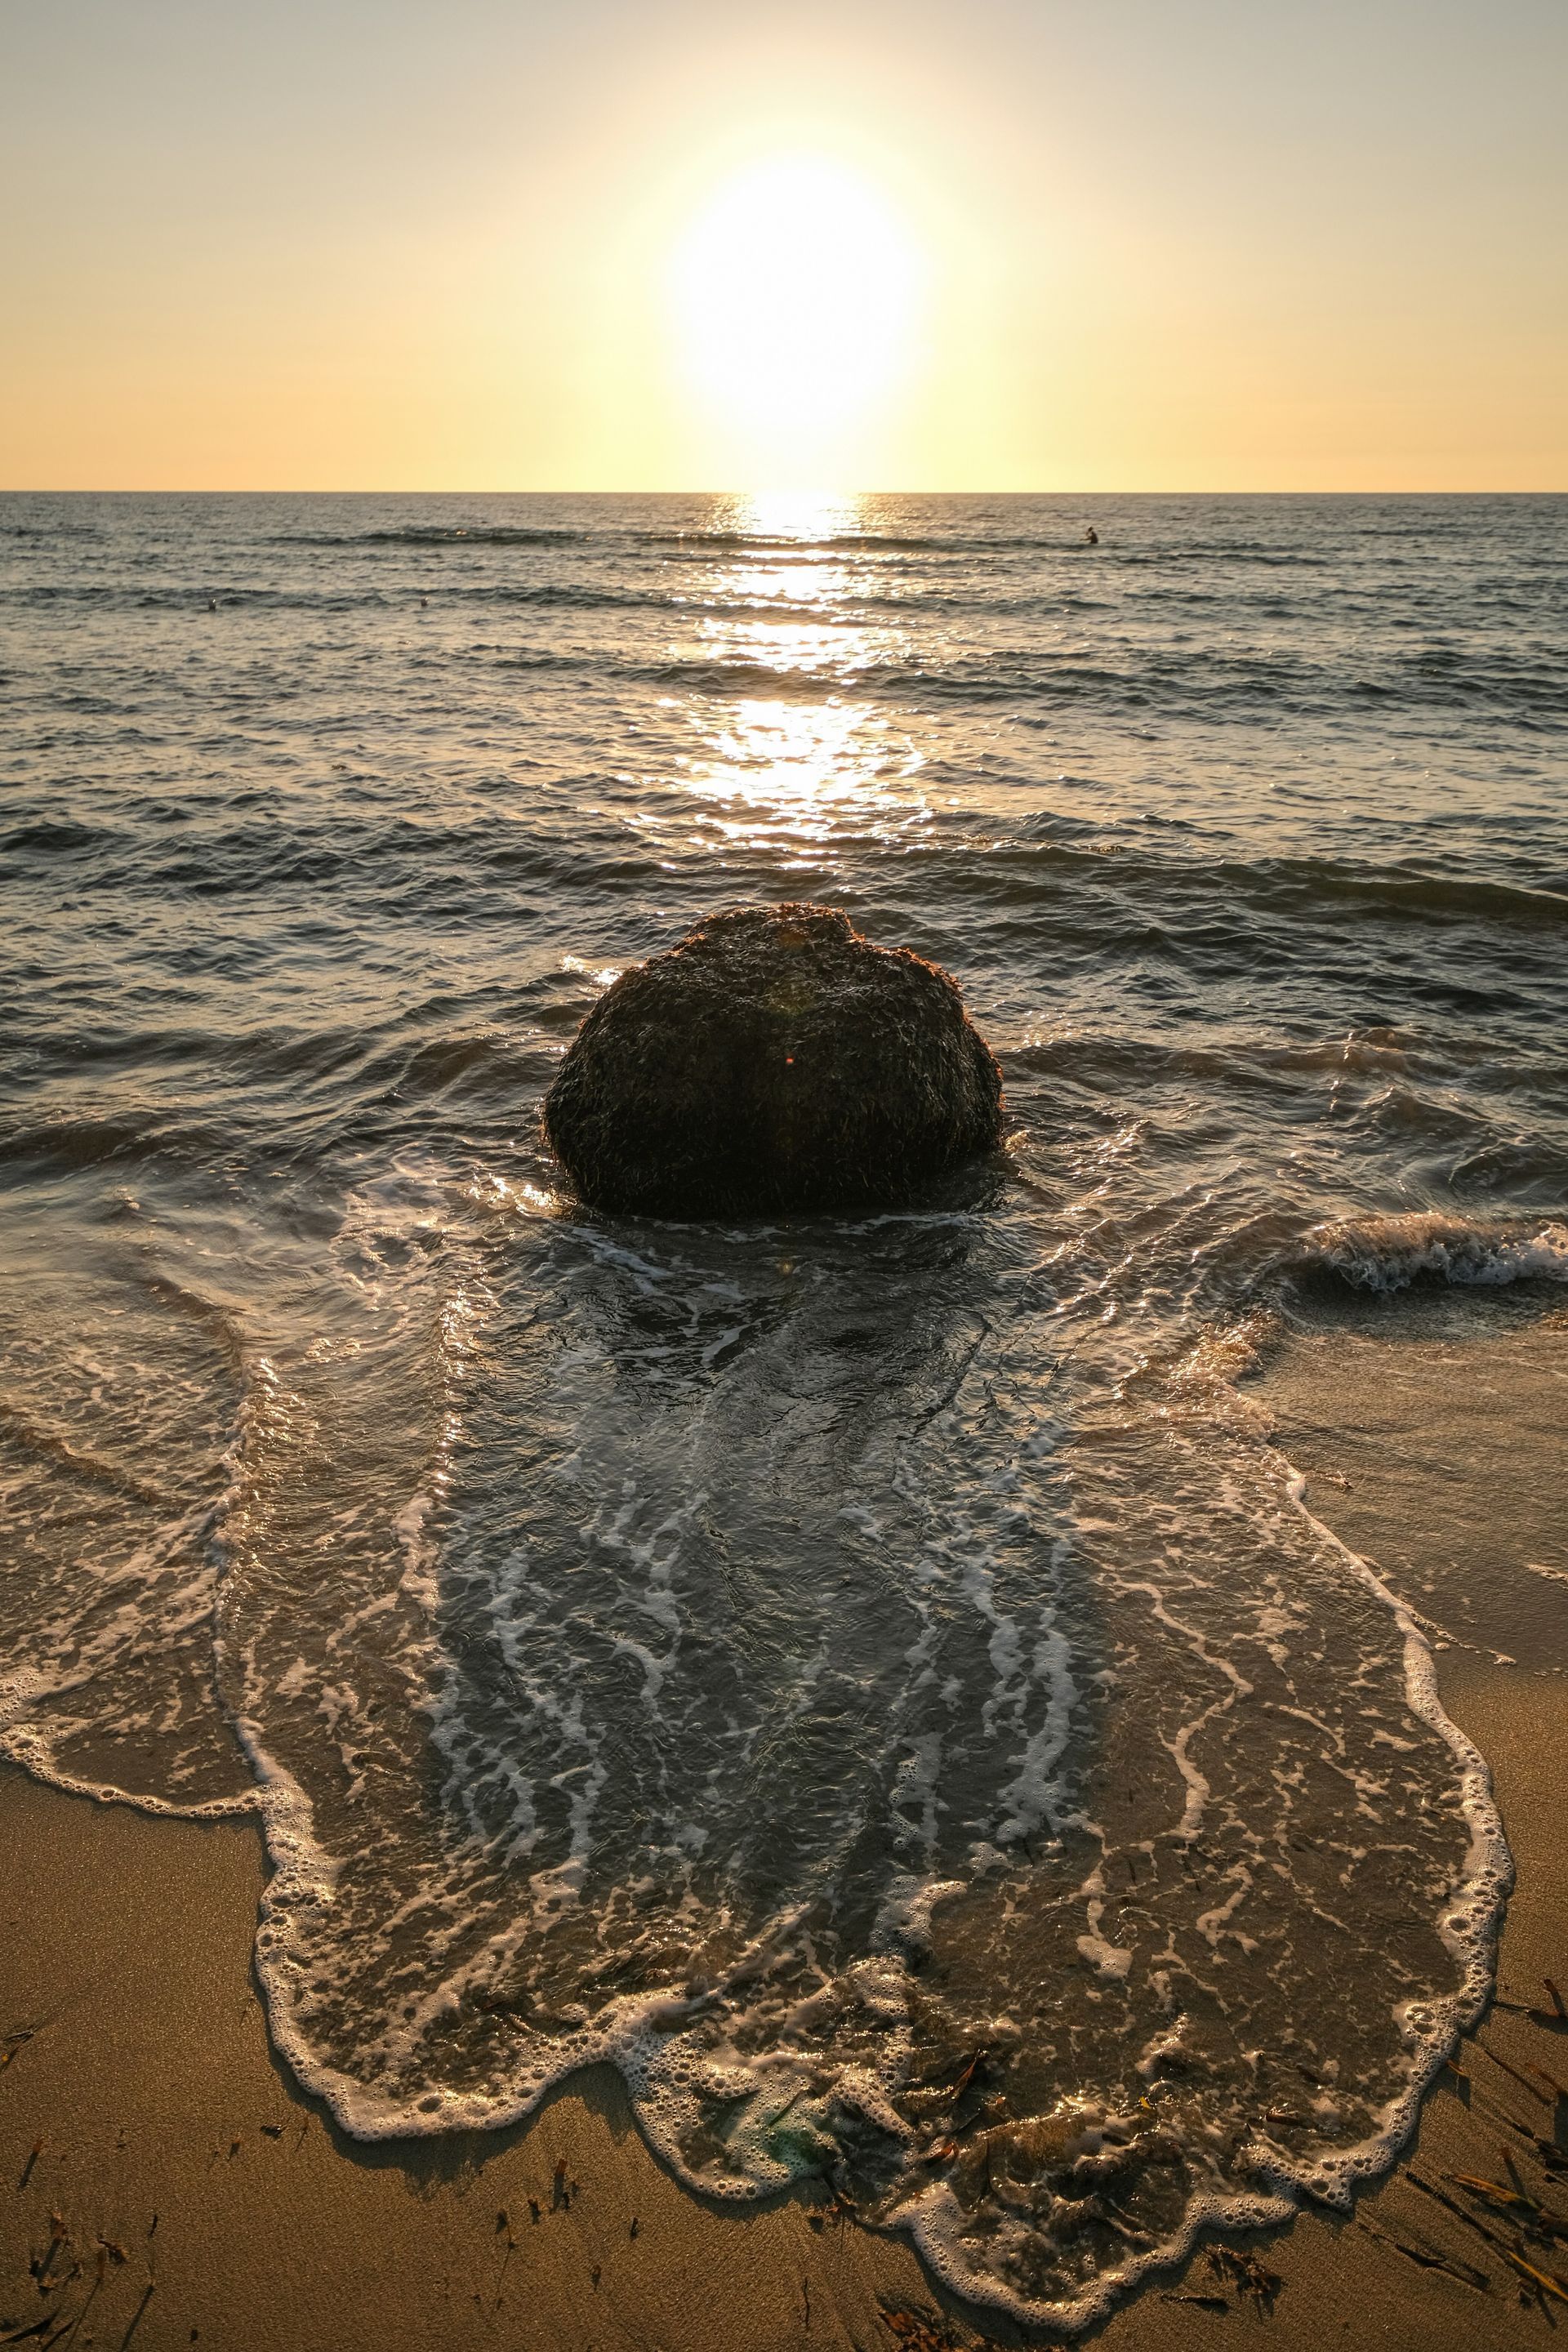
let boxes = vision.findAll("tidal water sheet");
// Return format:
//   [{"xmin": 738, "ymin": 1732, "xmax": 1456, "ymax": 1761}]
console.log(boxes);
[{"xmin": 2, "ymin": 492, "xmax": 1566, "ymax": 2329}]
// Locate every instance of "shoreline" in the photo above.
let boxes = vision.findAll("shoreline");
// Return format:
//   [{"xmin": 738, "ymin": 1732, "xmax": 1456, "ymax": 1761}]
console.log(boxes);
[{"xmin": 4, "ymin": 1305, "xmax": 1566, "ymax": 2350}]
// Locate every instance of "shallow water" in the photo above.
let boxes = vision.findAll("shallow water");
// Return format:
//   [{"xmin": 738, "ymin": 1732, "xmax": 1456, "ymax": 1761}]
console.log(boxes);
[{"xmin": 2, "ymin": 492, "xmax": 1566, "ymax": 2328}]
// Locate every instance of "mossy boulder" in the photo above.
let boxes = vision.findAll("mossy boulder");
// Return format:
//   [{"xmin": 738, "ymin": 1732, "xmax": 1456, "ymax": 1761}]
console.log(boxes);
[{"xmin": 543, "ymin": 904, "xmax": 1004, "ymax": 1217}]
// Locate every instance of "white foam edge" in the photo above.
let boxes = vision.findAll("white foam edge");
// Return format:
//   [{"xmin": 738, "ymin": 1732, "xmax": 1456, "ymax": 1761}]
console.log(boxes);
[
  {"xmin": 232, "ymin": 1449, "xmax": 1509, "ymax": 2337},
  {"xmin": 888, "ymin": 1450, "xmax": 1516, "ymax": 2337},
  {"xmin": 0, "ymin": 1721, "xmax": 259, "ymax": 1820},
  {"xmin": 237, "ymin": 1779, "xmax": 915, "ymax": 2199},
  {"xmin": 0, "ymin": 1401, "xmax": 261, "ymax": 1823},
  {"xmin": 0, "ymin": 1347, "xmax": 1516, "ymax": 2339},
  {"xmin": 0, "ymin": 1575, "xmax": 1505, "ymax": 2345}
]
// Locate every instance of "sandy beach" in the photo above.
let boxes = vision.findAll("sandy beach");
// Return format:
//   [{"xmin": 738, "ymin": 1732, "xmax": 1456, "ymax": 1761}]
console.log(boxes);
[{"xmin": 4, "ymin": 1294, "xmax": 1563, "ymax": 2352}]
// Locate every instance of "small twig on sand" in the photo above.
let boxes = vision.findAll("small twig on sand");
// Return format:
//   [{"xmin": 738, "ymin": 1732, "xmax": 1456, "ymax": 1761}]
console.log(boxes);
[
  {"xmin": 52, "ymin": 2263, "xmax": 103, "ymax": 2352},
  {"xmin": 118, "ymin": 2282, "xmax": 154, "ymax": 2352},
  {"xmin": 1355, "ymin": 2218, "xmax": 1490, "ymax": 2294},
  {"xmin": 1481, "ymin": 2048, "xmax": 1557, "ymax": 2107},
  {"xmin": 0, "ymin": 2029, "xmax": 38, "ymax": 2074},
  {"xmin": 1405, "ymin": 2168, "xmax": 1517, "ymax": 2257},
  {"xmin": 1508, "ymin": 2251, "xmax": 1568, "ymax": 2307},
  {"xmin": 491, "ymin": 2214, "xmax": 515, "ymax": 2314},
  {"xmin": 1447, "ymin": 2172, "xmax": 1568, "ymax": 2244}
]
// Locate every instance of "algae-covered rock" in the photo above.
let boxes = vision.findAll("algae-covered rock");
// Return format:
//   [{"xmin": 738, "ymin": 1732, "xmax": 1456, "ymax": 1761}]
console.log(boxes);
[{"xmin": 543, "ymin": 903, "xmax": 1004, "ymax": 1217}]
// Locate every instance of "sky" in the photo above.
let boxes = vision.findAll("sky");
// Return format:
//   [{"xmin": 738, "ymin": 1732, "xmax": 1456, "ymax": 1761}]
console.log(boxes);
[{"xmin": 2, "ymin": 0, "xmax": 1565, "ymax": 491}]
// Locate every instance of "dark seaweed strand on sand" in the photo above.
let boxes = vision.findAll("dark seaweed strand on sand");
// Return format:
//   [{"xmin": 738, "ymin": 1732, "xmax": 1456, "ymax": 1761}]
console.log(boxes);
[{"xmin": 542, "ymin": 903, "xmax": 1005, "ymax": 1216}]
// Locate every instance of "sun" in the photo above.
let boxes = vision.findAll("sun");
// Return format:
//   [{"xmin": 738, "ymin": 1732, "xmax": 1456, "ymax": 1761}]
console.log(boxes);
[{"xmin": 666, "ymin": 151, "xmax": 926, "ymax": 483}]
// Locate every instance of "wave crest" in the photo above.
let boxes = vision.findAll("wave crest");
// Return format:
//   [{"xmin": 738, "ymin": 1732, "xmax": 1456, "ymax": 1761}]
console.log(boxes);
[{"xmin": 1296, "ymin": 1212, "xmax": 1568, "ymax": 1293}]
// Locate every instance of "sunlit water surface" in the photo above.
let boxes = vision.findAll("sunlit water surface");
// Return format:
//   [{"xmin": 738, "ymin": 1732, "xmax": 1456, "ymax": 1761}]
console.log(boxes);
[{"xmin": 2, "ymin": 492, "xmax": 1566, "ymax": 2328}]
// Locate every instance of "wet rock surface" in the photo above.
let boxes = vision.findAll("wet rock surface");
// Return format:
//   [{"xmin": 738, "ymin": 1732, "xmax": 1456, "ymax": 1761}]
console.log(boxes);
[{"xmin": 543, "ymin": 904, "xmax": 1005, "ymax": 1216}]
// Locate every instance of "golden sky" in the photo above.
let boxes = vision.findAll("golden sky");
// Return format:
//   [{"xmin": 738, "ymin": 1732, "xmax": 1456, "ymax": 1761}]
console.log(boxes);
[{"xmin": 2, "ymin": 0, "xmax": 1564, "ymax": 490}]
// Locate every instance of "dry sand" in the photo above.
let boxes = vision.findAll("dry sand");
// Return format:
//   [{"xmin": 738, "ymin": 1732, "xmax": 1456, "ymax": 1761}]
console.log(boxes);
[{"xmin": 3, "ymin": 1294, "xmax": 1564, "ymax": 2351}]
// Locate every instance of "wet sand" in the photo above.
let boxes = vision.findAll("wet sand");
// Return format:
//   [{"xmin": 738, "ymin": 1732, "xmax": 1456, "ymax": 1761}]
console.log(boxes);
[{"xmin": 3, "ymin": 1296, "xmax": 1565, "ymax": 2351}]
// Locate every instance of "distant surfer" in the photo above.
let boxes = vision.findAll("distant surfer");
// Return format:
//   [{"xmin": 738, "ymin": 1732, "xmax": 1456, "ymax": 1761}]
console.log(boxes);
[
  {"xmin": 207, "ymin": 595, "xmax": 218, "ymax": 610},
  {"xmin": 1084, "ymin": 526, "xmax": 1099, "ymax": 546}
]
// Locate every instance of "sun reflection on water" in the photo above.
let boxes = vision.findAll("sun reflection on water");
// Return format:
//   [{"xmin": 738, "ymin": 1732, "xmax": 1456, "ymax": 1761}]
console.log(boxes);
[
  {"xmin": 679, "ymin": 695, "xmax": 926, "ymax": 852},
  {"xmin": 720, "ymin": 489, "xmax": 859, "ymax": 543},
  {"xmin": 641, "ymin": 492, "xmax": 932, "ymax": 858}
]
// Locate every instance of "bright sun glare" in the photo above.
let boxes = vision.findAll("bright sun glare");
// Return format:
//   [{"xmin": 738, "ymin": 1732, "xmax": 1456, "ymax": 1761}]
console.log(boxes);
[{"xmin": 667, "ymin": 153, "xmax": 925, "ymax": 482}]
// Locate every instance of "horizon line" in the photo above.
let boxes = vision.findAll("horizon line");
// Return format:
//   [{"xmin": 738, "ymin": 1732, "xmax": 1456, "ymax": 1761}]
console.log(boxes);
[{"xmin": 4, "ymin": 485, "xmax": 1566, "ymax": 500}]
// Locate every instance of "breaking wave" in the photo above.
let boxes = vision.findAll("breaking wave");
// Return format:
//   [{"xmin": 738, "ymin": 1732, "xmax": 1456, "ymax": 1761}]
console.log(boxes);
[{"xmin": 1294, "ymin": 1212, "xmax": 1568, "ymax": 1293}]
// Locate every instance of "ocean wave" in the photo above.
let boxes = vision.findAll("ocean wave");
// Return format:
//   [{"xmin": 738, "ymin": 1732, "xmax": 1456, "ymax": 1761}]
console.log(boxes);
[
  {"xmin": 0, "ymin": 817, "xmax": 107, "ymax": 854},
  {"xmin": 1293, "ymin": 1211, "xmax": 1568, "ymax": 1292},
  {"xmin": 274, "ymin": 525, "xmax": 591, "ymax": 547},
  {"xmin": 476, "ymin": 641, "xmax": 1568, "ymax": 726},
  {"xmin": 638, "ymin": 529, "xmax": 956, "ymax": 555},
  {"xmin": 635, "ymin": 531, "xmax": 1344, "ymax": 564}
]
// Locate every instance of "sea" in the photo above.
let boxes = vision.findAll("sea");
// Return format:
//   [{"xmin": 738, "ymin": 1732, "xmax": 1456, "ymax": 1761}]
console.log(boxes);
[{"xmin": 2, "ymin": 491, "xmax": 1566, "ymax": 2332}]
